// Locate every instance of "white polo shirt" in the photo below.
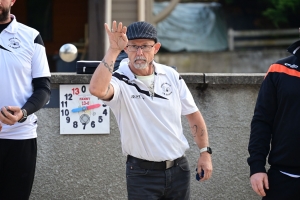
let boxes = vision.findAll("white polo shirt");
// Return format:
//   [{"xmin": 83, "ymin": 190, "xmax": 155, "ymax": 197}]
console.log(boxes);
[
  {"xmin": 0, "ymin": 15, "xmax": 51, "ymax": 139},
  {"xmin": 105, "ymin": 59, "xmax": 198, "ymax": 161}
]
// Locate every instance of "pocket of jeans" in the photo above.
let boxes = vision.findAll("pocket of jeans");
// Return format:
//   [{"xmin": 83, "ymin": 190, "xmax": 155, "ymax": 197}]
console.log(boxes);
[
  {"xmin": 178, "ymin": 159, "xmax": 190, "ymax": 172},
  {"xmin": 126, "ymin": 163, "xmax": 149, "ymax": 177}
]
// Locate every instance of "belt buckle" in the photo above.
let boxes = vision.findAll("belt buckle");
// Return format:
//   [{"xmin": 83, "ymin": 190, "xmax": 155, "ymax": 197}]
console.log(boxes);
[{"xmin": 165, "ymin": 160, "xmax": 174, "ymax": 169}]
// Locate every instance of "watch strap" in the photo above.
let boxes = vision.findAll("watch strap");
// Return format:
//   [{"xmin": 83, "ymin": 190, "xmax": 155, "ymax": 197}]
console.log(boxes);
[
  {"xmin": 18, "ymin": 109, "xmax": 27, "ymax": 123},
  {"xmin": 200, "ymin": 147, "xmax": 212, "ymax": 154}
]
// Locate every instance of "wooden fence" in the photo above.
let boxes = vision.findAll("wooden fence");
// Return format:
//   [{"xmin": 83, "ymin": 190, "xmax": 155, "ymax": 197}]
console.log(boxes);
[{"xmin": 228, "ymin": 28, "xmax": 299, "ymax": 51}]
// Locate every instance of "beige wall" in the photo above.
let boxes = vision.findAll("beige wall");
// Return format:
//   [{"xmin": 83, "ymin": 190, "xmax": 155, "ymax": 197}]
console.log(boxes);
[
  {"xmin": 29, "ymin": 73, "xmax": 263, "ymax": 200},
  {"xmin": 112, "ymin": 0, "xmax": 154, "ymax": 25},
  {"xmin": 112, "ymin": 0, "xmax": 138, "ymax": 26}
]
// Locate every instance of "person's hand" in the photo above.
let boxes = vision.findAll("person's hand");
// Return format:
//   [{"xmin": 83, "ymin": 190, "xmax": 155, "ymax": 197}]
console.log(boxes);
[
  {"xmin": 0, "ymin": 106, "xmax": 23, "ymax": 125},
  {"xmin": 197, "ymin": 152, "xmax": 213, "ymax": 181},
  {"xmin": 250, "ymin": 172, "xmax": 269, "ymax": 197},
  {"xmin": 104, "ymin": 21, "xmax": 128, "ymax": 51},
  {"xmin": 0, "ymin": 122, "xmax": 2, "ymax": 132}
]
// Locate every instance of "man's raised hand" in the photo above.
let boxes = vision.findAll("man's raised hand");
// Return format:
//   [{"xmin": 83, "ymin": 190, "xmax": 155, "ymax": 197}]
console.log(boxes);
[{"xmin": 104, "ymin": 21, "xmax": 128, "ymax": 51}]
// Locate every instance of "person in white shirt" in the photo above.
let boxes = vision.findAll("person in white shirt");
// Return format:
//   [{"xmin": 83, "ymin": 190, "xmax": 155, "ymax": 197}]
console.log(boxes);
[
  {"xmin": 0, "ymin": 0, "xmax": 51, "ymax": 199},
  {"xmin": 90, "ymin": 20, "xmax": 212, "ymax": 199}
]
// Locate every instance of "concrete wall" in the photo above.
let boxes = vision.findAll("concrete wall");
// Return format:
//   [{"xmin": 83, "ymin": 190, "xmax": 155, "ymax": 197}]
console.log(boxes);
[
  {"xmin": 30, "ymin": 73, "xmax": 265, "ymax": 200},
  {"xmin": 155, "ymin": 49, "xmax": 290, "ymax": 73}
]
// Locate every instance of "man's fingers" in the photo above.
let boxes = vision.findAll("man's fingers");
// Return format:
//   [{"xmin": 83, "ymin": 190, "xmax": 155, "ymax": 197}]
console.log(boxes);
[
  {"xmin": 256, "ymin": 175, "xmax": 269, "ymax": 196},
  {"xmin": 250, "ymin": 173, "xmax": 269, "ymax": 197},
  {"xmin": 202, "ymin": 169, "xmax": 212, "ymax": 181},
  {"xmin": 0, "ymin": 106, "xmax": 19, "ymax": 125},
  {"xmin": 251, "ymin": 182, "xmax": 259, "ymax": 195},
  {"xmin": 111, "ymin": 20, "xmax": 117, "ymax": 32},
  {"xmin": 122, "ymin": 26, "xmax": 127, "ymax": 35},
  {"xmin": 117, "ymin": 22, "xmax": 123, "ymax": 32},
  {"xmin": 196, "ymin": 167, "xmax": 203, "ymax": 180},
  {"xmin": 104, "ymin": 21, "xmax": 117, "ymax": 34},
  {"xmin": 197, "ymin": 166, "xmax": 212, "ymax": 181},
  {"xmin": 251, "ymin": 182, "xmax": 263, "ymax": 197},
  {"xmin": 105, "ymin": 22, "xmax": 127, "ymax": 36},
  {"xmin": 251, "ymin": 178, "xmax": 266, "ymax": 197},
  {"xmin": 104, "ymin": 23, "xmax": 110, "ymax": 34},
  {"xmin": 263, "ymin": 175, "xmax": 269, "ymax": 189},
  {"xmin": 257, "ymin": 183, "xmax": 266, "ymax": 196}
]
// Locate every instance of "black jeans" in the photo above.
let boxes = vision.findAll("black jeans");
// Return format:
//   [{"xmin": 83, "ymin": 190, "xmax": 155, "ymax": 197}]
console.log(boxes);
[
  {"xmin": 126, "ymin": 156, "xmax": 190, "ymax": 200},
  {"xmin": 263, "ymin": 167, "xmax": 300, "ymax": 200},
  {"xmin": 0, "ymin": 138, "xmax": 37, "ymax": 200}
]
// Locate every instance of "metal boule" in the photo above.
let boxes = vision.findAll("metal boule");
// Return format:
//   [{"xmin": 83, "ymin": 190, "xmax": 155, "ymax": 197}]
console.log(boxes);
[{"xmin": 59, "ymin": 43, "xmax": 78, "ymax": 62}]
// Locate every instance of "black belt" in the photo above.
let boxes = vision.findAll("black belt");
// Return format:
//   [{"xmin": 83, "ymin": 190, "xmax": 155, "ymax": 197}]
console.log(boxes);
[{"xmin": 127, "ymin": 155, "xmax": 185, "ymax": 170}]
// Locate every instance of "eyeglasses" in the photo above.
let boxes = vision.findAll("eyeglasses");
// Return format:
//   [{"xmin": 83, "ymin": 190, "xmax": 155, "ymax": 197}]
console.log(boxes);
[{"xmin": 126, "ymin": 44, "xmax": 155, "ymax": 52}]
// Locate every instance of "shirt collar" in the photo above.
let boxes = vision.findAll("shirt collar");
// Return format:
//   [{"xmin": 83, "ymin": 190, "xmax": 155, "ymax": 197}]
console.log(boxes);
[
  {"xmin": 4, "ymin": 14, "xmax": 18, "ymax": 34},
  {"xmin": 287, "ymin": 40, "xmax": 300, "ymax": 59}
]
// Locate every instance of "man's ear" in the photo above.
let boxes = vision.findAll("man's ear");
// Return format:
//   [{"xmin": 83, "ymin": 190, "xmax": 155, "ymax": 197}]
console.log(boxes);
[
  {"xmin": 154, "ymin": 42, "xmax": 161, "ymax": 54},
  {"xmin": 11, "ymin": 0, "xmax": 16, "ymax": 6},
  {"xmin": 124, "ymin": 47, "xmax": 128, "ymax": 54}
]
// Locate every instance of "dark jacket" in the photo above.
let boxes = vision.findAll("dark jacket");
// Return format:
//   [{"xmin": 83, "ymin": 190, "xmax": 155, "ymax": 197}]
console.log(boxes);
[
  {"xmin": 248, "ymin": 40, "xmax": 300, "ymax": 176},
  {"xmin": 114, "ymin": 50, "xmax": 128, "ymax": 71}
]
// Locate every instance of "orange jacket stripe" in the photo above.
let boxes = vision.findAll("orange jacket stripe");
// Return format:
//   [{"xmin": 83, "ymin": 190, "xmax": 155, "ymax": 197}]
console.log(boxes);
[{"xmin": 265, "ymin": 63, "xmax": 300, "ymax": 79}]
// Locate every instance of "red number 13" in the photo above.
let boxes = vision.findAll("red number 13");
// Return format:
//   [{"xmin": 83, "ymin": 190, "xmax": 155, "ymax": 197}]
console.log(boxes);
[{"xmin": 72, "ymin": 88, "xmax": 80, "ymax": 95}]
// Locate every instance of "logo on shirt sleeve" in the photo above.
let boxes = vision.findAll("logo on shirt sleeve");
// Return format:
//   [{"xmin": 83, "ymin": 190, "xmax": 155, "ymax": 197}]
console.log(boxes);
[{"xmin": 284, "ymin": 63, "xmax": 298, "ymax": 69}]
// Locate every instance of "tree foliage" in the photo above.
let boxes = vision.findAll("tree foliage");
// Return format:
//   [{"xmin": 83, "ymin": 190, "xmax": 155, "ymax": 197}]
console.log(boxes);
[
  {"xmin": 155, "ymin": 0, "xmax": 300, "ymax": 28},
  {"xmin": 223, "ymin": 0, "xmax": 300, "ymax": 28},
  {"xmin": 262, "ymin": 0, "xmax": 300, "ymax": 27}
]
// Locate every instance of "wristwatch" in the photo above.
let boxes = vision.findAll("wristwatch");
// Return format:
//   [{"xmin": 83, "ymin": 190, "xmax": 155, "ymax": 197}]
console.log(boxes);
[
  {"xmin": 18, "ymin": 109, "xmax": 27, "ymax": 123},
  {"xmin": 200, "ymin": 147, "xmax": 212, "ymax": 154}
]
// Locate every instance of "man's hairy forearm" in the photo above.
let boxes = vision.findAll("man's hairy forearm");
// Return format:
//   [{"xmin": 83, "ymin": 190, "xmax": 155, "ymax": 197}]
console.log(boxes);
[
  {"xmin": 96, "ymin": 58, "xmax": 114, "ymax": 99},
  {"xmin": 102, "ymin": 58, "xmax": 114, "ymax": 74},
  {"xmin": 98, "ymin": 84, "xmax": 111, "ymax": 99},
  {"xmin": 190, "ymin": 123, "xmax": 209, "ymax": 150},
  {"xmin": 191, "ymin": 125, "xmax": 198, "ymax": 137},
  {"xmin": 190, "ymin": 125, "xmax": 206, "ymax": 138},
  {"xmin": 89, "ymin": 49, "xmax": 119, "ymax": 100}
]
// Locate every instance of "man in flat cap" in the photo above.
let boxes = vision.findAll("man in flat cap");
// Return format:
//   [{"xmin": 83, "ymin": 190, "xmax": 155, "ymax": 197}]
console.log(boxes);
[{"xmin": 90, "ymin": 21, "xmax": 212, "ymax": 199}]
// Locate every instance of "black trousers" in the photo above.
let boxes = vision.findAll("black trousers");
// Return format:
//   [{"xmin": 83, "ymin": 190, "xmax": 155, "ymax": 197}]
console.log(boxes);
[
  {"xmin": 126, "ymin": 156, "xmax": 190, "ymax": 200},
  {"xmin": 0, "ymin": 138, "xmax": 37, "ymax": 200},
  {"xmin": 263, "ymin": 167, "xmax": 300, "ymax": 200}
]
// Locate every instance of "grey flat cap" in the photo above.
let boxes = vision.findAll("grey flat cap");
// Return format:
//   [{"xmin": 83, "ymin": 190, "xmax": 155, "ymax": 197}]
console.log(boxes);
[{"xmin": 127, "ymin": 21, "xmax": 157, "ymax": 42}]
